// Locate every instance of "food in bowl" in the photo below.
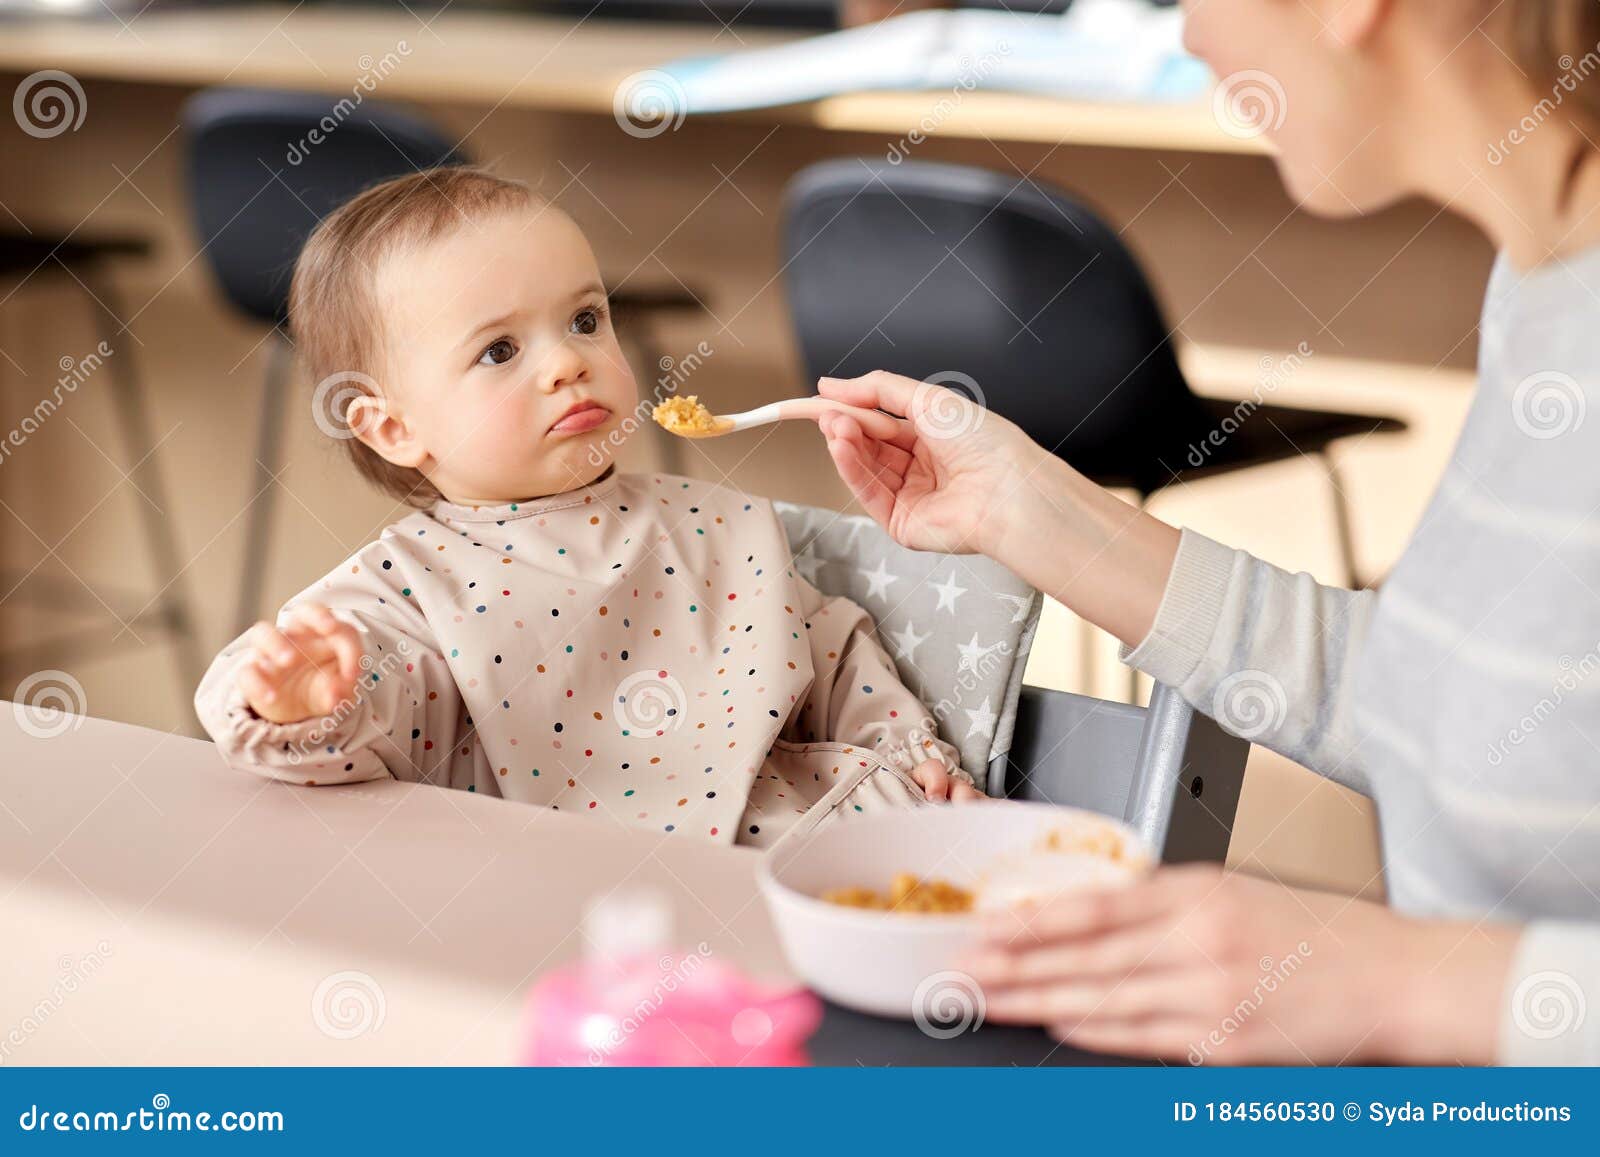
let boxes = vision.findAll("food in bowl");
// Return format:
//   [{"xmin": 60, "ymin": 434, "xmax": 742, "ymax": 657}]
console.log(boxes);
[
  {"xmin": 652, "ymin": 395, "xmax": 718, "ymax": 434},
  {"xmin": 757, "ymin": 801, "xmax": 1154, "ymax": 1019},
  {"xmin": 816, "ymin": 823, "xmax": 1148, "ymax": 917},
  {"xmin": 820, "ymin": 873, "xmax": 974, "ymax": 914}
]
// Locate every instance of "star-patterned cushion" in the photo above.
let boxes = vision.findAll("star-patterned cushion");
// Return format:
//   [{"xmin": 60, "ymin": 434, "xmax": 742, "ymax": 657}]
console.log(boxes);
[{"xmin": 774, "ymin": 501, "xmax": 1041, "ymax": 793}]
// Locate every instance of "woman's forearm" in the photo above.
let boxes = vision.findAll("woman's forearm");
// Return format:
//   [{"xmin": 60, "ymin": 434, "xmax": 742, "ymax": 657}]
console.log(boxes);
[{"xmin": 991, "ymin": 450, "xmax": 1181, "ymax": 648}]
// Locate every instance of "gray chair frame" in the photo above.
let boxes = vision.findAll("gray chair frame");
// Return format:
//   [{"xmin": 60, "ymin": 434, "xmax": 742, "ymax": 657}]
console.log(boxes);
[{"xmin": 999, "ymin": 683, "xmax": 1248, "ymax": 862}]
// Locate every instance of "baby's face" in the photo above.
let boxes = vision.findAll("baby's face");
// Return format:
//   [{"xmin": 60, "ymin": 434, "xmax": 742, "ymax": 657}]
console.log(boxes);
[{"xmin": 371, "ymin": 205, "xmax": 636, "ymax": 504}]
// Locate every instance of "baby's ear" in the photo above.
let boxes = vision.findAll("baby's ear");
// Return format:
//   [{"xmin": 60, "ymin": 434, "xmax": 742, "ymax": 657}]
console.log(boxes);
[{"xmin": 348, "ymin": 395, "xmax": 428, "ymax": 469}]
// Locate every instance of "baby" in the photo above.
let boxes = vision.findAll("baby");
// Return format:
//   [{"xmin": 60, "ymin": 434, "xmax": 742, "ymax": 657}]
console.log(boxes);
[{"xmin": 194, "ymin": 167, "xmax": 982, "ymax": 848}]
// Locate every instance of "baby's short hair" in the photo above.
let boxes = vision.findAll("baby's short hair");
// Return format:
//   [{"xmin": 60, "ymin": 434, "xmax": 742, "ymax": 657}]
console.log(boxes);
[{"xmin": 288, "ymin": 166, "xmax": 537, "ymax": 507}]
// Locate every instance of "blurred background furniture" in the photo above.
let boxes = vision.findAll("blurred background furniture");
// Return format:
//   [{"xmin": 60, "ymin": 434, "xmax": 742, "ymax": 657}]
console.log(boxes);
[
  {"xmin": 782, "ymin": 158, "xmax": 1406, "ymax": 696},
  {"xmin": 782, "ymin": 158, "xmax": 1405, "ymax": 588},
  {"xmin": 182, "ymin": 87, "xmax": 706, "ymax": 636},
  {"xmin": 0, "ymin": 230, "xmax": 203, "ymax": 700}
]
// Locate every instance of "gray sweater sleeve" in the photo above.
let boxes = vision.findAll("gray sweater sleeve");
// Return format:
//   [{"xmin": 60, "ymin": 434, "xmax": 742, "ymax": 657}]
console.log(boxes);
[
  {"xmin": 1119, "ymin": 528, "xmax": 1377, "ymax": 796},
  {"xmin": 1122, "ymin": 529, "xmax": 1600, "ymax": 1065}
]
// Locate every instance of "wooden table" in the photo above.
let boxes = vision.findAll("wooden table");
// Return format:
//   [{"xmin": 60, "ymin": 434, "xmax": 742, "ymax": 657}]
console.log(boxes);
[
  {"xmin": 0, "ymin": 706, "xmax": 1101, "ymax": 1066},
  {"xmin": 0, "ymin": 6, "xmax": 1259, "ymax": 154}
]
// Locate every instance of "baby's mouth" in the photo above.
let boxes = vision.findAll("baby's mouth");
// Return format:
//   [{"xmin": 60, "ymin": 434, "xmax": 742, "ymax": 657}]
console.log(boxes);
[{"xmin": 548, "ymin": 401, "xmax": 611, "ymax": 436}]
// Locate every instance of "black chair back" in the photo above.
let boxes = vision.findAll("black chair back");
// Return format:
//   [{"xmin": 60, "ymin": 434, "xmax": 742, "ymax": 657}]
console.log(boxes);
[
  {"xmin": 182, "ymin": 87, "xmax": 463, "ymax": 326},
  {"xmin": 781, "ymin": 158, "xmax": 1213, "ymax": 482}
]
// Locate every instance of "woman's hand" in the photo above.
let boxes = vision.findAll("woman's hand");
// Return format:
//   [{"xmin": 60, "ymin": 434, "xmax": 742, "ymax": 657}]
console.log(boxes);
[
  {"xmin": 816, "ymin": 370, "xmax": 1050, "ymax": 558},
  {"xmin": 962, "ymin": 863, "xmax": 1520, "ymax": 1064},
  {"xmin": 815, "ymin": 370, "xmax": 1180, "ymax": 647},
  {"xmin": 238, "ymin": 602, "xmax": 365, "ymax": 725}
]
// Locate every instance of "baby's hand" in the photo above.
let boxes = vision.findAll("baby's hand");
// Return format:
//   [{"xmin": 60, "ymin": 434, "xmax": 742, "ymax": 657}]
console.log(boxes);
[
  {"xmin": 909, "ymin": 758, "xmax": 984, "ymax": 803},
  {"xmin": 237, "ymin": 602, "xmax": 365, "ymax": 725}
]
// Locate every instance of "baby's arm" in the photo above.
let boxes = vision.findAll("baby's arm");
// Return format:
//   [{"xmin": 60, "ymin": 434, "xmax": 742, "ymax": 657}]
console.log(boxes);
[
  {"xmin": 789, "ymin": 574, "xmax": 979, "ymax": 799},
  {"xmin": 194, "ymin": 550, "xmax": 464, "ymax": 787}
]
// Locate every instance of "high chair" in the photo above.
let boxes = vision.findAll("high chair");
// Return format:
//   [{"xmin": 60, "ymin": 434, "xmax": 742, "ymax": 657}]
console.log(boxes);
[{"xmin": 776, "ymin": 500, "xmax": 1248, "ymax": 862}]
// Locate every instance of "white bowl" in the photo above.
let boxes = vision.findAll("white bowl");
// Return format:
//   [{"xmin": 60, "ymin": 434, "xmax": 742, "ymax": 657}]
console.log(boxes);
[{"xmin": 757, "ymin": 801, "xmax": 1151, "ymax": 1020}]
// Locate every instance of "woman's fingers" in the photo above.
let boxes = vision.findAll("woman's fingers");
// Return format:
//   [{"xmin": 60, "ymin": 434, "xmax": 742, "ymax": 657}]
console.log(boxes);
[
  {"xmin": 818, "ymin": 373, "xmax": 922, "ymax": 451},
  {"xmin": 982, "ymin": 973, "xmax": 1196, "ymax": 1025},
  {"xmin": 980, "ymin": 872, "xmax": 1191, "ymax": 948},
  {"xmin": 819, "ymin": 370, "xmax": 916, "ymax": 416},
  {"xmin": 966, "ymin": 922, "xmax": 1179, "ymax": 988},
  {"xmin": 824, "ymin": 414, "xmax": 902, "ymax": 528}
]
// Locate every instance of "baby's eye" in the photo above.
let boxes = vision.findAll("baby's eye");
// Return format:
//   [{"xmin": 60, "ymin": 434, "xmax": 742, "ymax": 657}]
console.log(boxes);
[
  {"xmin": 478, "ymin": 338, "xmax": 518, "ymax": 366},
  {"xmin": 571, "ymin": 307, "xmax": 604, "ymax": 336}
]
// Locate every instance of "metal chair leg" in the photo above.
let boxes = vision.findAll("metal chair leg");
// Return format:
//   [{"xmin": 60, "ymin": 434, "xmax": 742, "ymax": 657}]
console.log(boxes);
[
  {"xmin": 233, "ymin": 331, "xmax": 292, "ymax": 636},
  {"xmin": 85, "ymin": 274, "xmax": 206, "ymax": 698},
  {"xmin": 1319, "ymin": 450, "xmax": 1361, "ymax": 588}
]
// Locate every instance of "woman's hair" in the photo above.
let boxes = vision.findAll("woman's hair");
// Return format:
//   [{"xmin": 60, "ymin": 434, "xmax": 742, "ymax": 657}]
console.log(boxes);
[
  {"xmin": 1508, "ymin": 0, "xmax": 1600, "ymax": 133},
  {"xmin": 287, "ymin": 166, "xmax": 537, "ymax": 508}
]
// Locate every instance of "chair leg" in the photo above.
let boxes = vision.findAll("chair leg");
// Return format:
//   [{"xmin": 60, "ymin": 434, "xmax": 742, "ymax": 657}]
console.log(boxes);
[
  {"xmin": 233, "ymin": 333, "xmax": 293, "ymax": 636},
  {"xmin": 84, "ymin": 274, "xmax": 206, "ymax": 699},
  {"xmin": 1319, "ymin": 451, "xmax": 1361, "ymax": 588},
  {"xmin": 1126, "ymin": 491, "xmax": 1148, "ymax": 706}
]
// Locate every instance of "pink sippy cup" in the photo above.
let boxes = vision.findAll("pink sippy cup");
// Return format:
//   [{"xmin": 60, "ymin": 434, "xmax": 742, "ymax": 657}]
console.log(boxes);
[{"xmin": 520, "ymin": 890, "xmax": 821, "ymax": 1066}]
